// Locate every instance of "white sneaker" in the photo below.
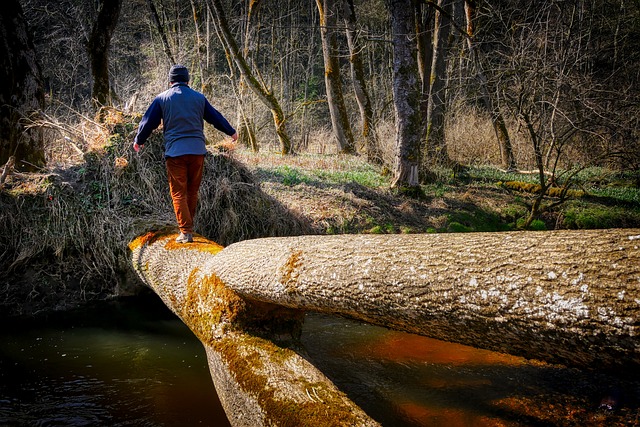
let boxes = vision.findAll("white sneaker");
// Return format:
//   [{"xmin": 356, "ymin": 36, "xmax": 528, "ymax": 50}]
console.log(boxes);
[{"xmin": 175, "ymin": 232, "xmax": 193, "ymax": 243}]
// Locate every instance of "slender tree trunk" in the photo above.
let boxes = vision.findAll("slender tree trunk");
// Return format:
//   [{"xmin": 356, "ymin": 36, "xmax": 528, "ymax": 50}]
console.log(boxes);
[
  {"xmin": 147, "ymin": 0, "xmax": 176, "ymax": 64},
  {"xmin": 207, "ymin": 0, "xmax": 292, "ymax": 154},
  {"xmin": 87, "ymin": 0, "xmax": 123, "ymax": 110},
  {"xmin": 493, "ymin": 105, "xmax": 516, "ymax": 170},
  {"xmin": 520, "ymin": 110, "xmax": 549, "ymax": 228},
  {"xmin": 189, "ymin": 0, "xmax": 205, "ymax": 90},
  {"xmin": 238, "ymin": 0, "xmax": 261, "ymax": 152},
  {"xmin": 425, "ymin": 0, "xmax": 452, "ymax": 166},
  {"xmin": 343, "ymin": 0, "xmax": 380, "ymax": 162},
  {"xmin": 0, "ymin": 0, "xmax": 45, "ymax": 170},
  {"xmin": 463, "ymin": 0, "xmax": 516, "ymax": 171},
  {"xmin": 213, "ymin": 12, "xmax": 259, "ymax": 154},
  {"xmin": 300, "ymin": 2, "xmax": 320, "ymax": 152},
  {"xmin": 316, "ymin": 0, "xmax": 356, "ymax": 154},
  {"xmin": 386, "ymin": 0, "xmax": 423, "ymax": 193},
  {"xmin": 172, "ymin": 0, "xmax": 182, "ymax": 56},
  {"xmin": 415, "ymin": 2, "xmax": 433, "ymax": 137}
]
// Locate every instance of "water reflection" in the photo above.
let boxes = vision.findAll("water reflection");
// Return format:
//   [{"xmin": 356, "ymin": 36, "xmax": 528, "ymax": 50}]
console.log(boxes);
[
  {"xmin": 0, "ymin": 297, "xmax": 638, "ymax": 426},
  {"xmin": 301, "ymin": 313, "xmax": 640, "ymax": 427},
  {"xmin": 0, "ymin": 295, "xmax": 230, "ymax": 426}
]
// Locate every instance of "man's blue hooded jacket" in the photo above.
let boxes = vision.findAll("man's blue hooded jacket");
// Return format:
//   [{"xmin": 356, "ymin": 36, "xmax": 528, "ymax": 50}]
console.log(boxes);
[{"xmin": 134, "ymin": 82, "xmax": 236, "ymax": 157}]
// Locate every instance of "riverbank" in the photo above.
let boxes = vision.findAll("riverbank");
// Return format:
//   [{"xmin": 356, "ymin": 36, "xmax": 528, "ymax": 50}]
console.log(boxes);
[{"xmin": 1, "ymin": 125, "xmax": 639, "ymax": 317}]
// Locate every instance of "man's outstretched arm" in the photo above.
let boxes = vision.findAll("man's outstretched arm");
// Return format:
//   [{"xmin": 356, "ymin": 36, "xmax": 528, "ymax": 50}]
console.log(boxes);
[
  {"xmin": 133, "ymin": 99, "xmax": 162, "ymax": 151},
  {"xmin": 203, "ymin": 99, "xmax": 236, "ymax": 137}
]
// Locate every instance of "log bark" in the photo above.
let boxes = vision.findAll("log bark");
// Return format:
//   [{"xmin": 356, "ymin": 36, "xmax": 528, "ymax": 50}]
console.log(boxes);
[
  {"xmin": 130, "ymin": 228, "xmax": 640, "ymax": 423},
  {"xmin": 206, "ymin": 229, "xmax": 640, "ymax": 374}
]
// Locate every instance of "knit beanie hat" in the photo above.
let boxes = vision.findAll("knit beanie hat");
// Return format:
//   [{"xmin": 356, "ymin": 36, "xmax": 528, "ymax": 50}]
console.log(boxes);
[{"xmin": 169, "ymin": 64, "xmax": 189, "ymax": 82}]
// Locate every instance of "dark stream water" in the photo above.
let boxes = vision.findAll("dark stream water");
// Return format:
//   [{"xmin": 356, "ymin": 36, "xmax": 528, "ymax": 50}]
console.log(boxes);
[{"xmin": 1, "ymin": 294, "xmax": 638, "ymax": 426}]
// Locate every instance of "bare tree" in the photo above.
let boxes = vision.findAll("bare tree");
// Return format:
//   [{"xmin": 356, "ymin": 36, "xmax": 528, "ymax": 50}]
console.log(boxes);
[
  {"xmin": 343, "ymin": 0, "xmax": 380, "ymax": 162},
  {"xmin": 415, "ymin": 1, "xmax": 433, "ymax": 126},
  {"xmin": 147, "ymin": 0, "xmax": 176, "ymax": 64},
  {"xmin": 188, "ymin": 0, "xmax": 206, "ymax": 89},
  {"xmin": 87, "ymin": 0, "xmax": 123, "ymax": 110},
  {"xmin": 386, "ymin": 0, "xmax": 423, "ymax": 194},
  {"xmin": 237, "ymin": 0, "xmax": 261, "ymax": 152},
  {"xmin": 0, "ymin": 0, "xmax": 45, "ymax": 171},
  {"xmin": 489, "ymin": 0, "xmax": 639, "ymax": 227},
  {"xmin": 463, "ymin": 0, "xmax": 515, "ymax": 171},
  {"xmin": 207, "ymin": 0, "xmax": 292, "ymax": 154},
  {"xmin": 316, "ymin": 0, "xmax": 356, "ymax": 154},
  {"xmin": 424, "ymin": 0, "xmax": 452, "ymax": 167}
]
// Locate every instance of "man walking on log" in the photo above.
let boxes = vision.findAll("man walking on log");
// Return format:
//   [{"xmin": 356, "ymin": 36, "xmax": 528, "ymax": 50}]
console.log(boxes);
[{"xmin": 133, "ymin": 65, "xmax": 237, "ymax": 243}]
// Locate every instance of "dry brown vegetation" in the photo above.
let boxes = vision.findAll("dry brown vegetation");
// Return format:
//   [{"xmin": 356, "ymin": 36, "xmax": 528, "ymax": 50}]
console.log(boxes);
[{"xmin": 0, "ymin": 112, "xmax": 310, "ymax": 316}]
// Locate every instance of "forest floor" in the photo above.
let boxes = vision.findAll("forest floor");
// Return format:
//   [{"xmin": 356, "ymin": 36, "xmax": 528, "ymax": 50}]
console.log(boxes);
[{"xmin": 231, "ymin": 147, "xmax": 640, "ymax": 235}]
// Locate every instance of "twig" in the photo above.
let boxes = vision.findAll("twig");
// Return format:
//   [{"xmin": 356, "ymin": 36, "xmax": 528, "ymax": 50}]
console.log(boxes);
[
  {"xmin": 64, "ymin": 136, "xmax": 85, "ymax": 156},
  {"xmin": 0, "ymin": 156, "xmax": 16, "ymax": 186}
]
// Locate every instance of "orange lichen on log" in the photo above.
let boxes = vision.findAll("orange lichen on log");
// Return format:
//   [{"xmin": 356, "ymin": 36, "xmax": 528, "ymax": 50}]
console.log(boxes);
[
  {"xmin": 183, "ymin": 271, "xmax": 248, "ymax": 344},
  {"xmin": 164, "ymin": 234, "xmax": 225, "ymax": 254},
  {"xmin": 129, "ymin": 230, "xmax": 224, "ymax": 254},
  {"xmin": 281, "ymin": 250, "xmax": 303, "ymax": 294},
  {"xmin": 128, "ymin": 231, "xmax": 165, "ymax": 251}
]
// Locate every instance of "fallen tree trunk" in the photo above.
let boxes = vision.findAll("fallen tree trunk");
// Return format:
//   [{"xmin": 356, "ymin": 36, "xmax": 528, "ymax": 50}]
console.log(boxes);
[
  {"xmin": 206, "ymin": 229, "xmax": 640, "ymax": 373},
  {"xmin": 130, "ymin": 228, "xmax": 640, "ymax": 425},
  {"xmin": 129, "ymin": 232, "xmax": 379, "ymax": 427}
]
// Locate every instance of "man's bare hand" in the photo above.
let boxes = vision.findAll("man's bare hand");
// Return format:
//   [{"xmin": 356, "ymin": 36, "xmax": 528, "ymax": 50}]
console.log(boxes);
[{"xmin": 133, "ymin": 142, "xmax": 144, "ymax": 152}]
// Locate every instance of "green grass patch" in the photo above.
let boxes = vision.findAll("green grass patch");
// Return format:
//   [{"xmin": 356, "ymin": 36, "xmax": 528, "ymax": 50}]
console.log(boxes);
[
  {"xmin": 515, "ymin": 218, "xmax": 547, "ymax": 230},
  {"xmin": 570, "ymin": 166, "xmax": 639, "ymax": 186},
  {"xmin": 367, "ymin": 223, "xmax": 397, "ymax": 234},
  {"xmin": 443, "ymin": 210, "xmax": 513, "ymax": 233},
  {"xmin": 258, "ymin": 163, "xmax": 388, "ymax": 188},
  {"xmin": 423, "ymin": 183, "xmax": 454, "ymax": 198},
  {"xmin": 585, "ymin": 186, "xmax": 640, "ymax": 204},
  {"xmin": 469, "ymin": 166, "xmax": 540, "ymax": 184},
  {"xmin": 277, "ymin": 166, "xmax": 312, "ymax": 186},
  {"xmin": 314, "ymin": 168, "xmax": 388, "ymax": 187},
  {"xmin": 562, "ymin": 204, "xmax": 640, "ymax": 229}
]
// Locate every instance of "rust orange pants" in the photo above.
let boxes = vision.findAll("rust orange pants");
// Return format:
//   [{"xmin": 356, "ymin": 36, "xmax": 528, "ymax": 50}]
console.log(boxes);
[{"xmin": 166, "ymin": 154, "xmax": 205, "ymax": 234}]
